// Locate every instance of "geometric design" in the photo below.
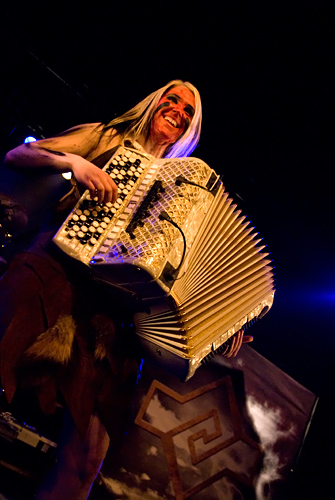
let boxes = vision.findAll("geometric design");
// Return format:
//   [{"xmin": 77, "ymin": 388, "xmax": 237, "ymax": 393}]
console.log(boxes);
[{"xmin": 135, "ymin": 376, "xmax": 263, "ymax": 500}]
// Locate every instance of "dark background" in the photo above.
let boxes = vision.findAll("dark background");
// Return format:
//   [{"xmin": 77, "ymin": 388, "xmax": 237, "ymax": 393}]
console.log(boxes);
[{"xmin": 0, "ymin": 2, "xmax": 334, "ymax": 499}]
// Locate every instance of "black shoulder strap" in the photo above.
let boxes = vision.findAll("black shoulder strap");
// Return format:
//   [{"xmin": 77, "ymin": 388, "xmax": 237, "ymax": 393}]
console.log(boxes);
[{"xmin": 91, "ymin": 146, "xmax": 120, "ymax": 169}]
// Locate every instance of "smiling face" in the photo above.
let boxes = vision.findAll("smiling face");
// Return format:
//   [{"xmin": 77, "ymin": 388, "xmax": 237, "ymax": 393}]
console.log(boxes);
[{"xmin": 149, "ymin": 86, "xmax": 196, "ymax": 146}]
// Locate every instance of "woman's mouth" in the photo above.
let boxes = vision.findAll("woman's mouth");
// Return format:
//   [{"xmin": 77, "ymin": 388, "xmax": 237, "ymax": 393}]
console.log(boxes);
[{"xmin": 164, "ymin": 116, "xmax": 179, "ymax": 128}]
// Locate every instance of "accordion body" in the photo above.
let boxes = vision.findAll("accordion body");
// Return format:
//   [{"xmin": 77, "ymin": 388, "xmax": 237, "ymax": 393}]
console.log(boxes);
[{"xmin": 53, "ymin": 146, "xmax": 274, "ymax": 380}]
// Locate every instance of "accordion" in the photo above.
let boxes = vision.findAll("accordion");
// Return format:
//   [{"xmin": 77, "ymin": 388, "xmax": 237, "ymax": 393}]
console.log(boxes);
[{"xmin": 53, "ymin": 146, "xmax": 274, "ymax": 380}]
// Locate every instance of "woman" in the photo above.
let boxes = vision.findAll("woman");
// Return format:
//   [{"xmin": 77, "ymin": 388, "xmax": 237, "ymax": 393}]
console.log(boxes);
[{"xmin": 0, "ymin": 79, "xmax": 250, "ymax": 499}]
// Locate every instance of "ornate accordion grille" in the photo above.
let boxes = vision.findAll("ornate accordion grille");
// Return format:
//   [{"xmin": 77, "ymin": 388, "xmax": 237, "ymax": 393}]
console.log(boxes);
[{"xmin": 101, "ymin": 157, "xmax": 215, "ymax": 277}]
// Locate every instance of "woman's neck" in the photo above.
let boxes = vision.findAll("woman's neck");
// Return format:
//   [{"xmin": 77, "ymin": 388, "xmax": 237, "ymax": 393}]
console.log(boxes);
[{"xmin": 136, "ymin": 135, "xmax": 168, "ymax": 159}]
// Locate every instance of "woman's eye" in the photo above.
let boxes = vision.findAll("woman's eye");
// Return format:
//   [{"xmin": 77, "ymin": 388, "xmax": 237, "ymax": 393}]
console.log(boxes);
[
  {"xmin": 185, "ymin": 106, "xmax": 195, "ymax": 118},
  {"xmin": 167, "ymin": 95, "xmax": 178, "ymax": 104}
]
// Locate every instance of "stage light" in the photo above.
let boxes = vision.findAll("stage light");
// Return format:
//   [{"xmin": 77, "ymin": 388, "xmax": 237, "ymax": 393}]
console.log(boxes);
[
  {"xmin": 24, "ymin": 136, "xmax": 37, "ymax": 143},
  {"xmin": 62, "ymin": 172, "xmax": 72, "ymax": 180}
]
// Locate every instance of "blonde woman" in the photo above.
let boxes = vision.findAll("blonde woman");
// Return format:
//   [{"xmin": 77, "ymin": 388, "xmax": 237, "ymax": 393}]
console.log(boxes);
[{"xmin": 1, "ymin": 80, "xmax": 250, "ymax": 499}]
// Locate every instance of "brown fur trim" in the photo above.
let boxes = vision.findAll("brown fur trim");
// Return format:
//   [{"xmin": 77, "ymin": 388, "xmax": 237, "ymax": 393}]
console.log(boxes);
[
  {"xmin": 23, "ymin": 315, "xmax": 76, "ymax": 364},
  {"xmin": 94, "ymin": 342, "xmax": 108, "ymax": 362},
  {"xmin": 91, "ymin": 313, "xmax": 117, "ymax": 362}
]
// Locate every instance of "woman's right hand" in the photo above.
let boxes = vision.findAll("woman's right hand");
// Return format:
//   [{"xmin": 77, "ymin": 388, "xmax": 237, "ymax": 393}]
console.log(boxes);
[{"xmin": 69, "ymin": 154, "xmax": 118, "ymax": 204}]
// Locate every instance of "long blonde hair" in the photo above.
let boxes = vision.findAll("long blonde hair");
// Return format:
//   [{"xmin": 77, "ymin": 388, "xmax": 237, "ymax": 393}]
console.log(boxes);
[{"xmin": 103, "ymin": 80, "xmax": 202, "ymax": 158}]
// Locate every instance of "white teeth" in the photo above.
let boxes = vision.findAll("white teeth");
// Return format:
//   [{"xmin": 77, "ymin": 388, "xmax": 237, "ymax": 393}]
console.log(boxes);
[{"xmin": 164, "ymin": 116, "xmax": 178, "ymax": 128}]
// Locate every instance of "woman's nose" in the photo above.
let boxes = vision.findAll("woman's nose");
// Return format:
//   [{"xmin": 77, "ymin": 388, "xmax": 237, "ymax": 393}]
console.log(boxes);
[{"xmin": 172, "ymin": 102, "xmax": 184, "ymax": 115}]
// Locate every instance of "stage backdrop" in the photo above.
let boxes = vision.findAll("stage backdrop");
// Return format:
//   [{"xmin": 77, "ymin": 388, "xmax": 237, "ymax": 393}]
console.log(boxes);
[{"xmin": 90, "ymin": 345, "xmax": 317, "ymax": 500}]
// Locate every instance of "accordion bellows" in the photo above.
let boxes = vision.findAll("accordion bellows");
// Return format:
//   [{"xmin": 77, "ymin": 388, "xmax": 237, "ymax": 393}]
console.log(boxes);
[{"xmin": 53, "ymin": 147, "xmax": 275, "ymax": 380}]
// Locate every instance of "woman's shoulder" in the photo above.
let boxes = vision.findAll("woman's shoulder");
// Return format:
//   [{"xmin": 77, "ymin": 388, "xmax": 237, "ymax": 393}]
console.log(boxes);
[{"xmin": 85, "ymin": 125, "xmax": 121, "ymax": 161}]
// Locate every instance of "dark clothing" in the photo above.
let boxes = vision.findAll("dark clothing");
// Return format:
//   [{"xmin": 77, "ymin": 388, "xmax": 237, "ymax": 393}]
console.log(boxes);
[{"xmin": 0, "ymin": 147, "xmax": 140, "ymax": 441}]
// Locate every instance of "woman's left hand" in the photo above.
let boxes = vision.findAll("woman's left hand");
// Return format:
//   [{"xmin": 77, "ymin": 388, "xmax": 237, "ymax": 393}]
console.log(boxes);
[{"xmin": 222, "ymin": 330, "xmax": 253, "ymax": 358}]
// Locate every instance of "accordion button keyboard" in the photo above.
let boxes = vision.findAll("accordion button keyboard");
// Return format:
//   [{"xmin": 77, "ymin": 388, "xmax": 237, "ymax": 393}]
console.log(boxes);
[{"xmin": 53, "ymin": 146, "xmax": 155, "ymax": 263}]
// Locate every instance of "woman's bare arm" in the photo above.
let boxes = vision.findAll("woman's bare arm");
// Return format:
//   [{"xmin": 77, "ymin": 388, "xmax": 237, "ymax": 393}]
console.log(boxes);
[{"xmin": 4, "ymin": 123, "xmax": 119, "ymax": 203}]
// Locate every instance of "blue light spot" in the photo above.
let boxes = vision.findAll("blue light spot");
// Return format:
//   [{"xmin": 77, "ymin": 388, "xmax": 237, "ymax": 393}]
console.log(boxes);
[
  {"xmin": 136, "ymin": 358, "xmax": 144, "ymax": 384},
  {"xmin": 24, "ymin": 136, "xmax": 37, "ymax": 143}
]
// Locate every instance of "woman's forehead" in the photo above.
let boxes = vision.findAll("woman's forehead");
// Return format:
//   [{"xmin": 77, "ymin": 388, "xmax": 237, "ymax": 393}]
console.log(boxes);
[{"xmin": 162, "ymin": 86, "xmax": 195, "ymax": 106}]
